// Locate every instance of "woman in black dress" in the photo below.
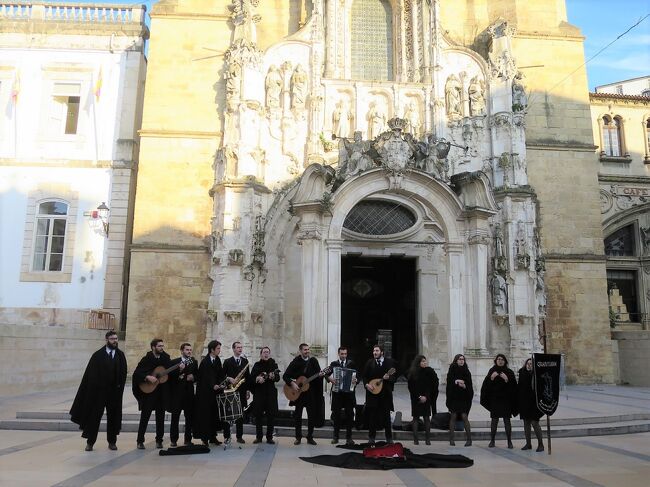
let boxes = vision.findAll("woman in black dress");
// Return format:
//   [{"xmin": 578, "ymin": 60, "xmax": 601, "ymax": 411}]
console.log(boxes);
[
  {"xmin": 445, "ymin": 354, "xmax": 473, "ymax": 446},
  {"xmin": 480, "ymin": 353, "xmax": 518, "ymax": 448},
  {"xmin": 518, "ymin": 358, "xmax": 544, "ymax": 451},
  {"xmin": 407, "ymin": 355, "xmax": 439, "ymax": 445}
]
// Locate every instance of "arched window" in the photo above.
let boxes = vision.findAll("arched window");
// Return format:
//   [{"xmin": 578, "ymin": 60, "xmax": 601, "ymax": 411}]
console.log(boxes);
[
  {"xmin": 602, "ymin": 115, "xmax": 622, "ymax": 157},
  {"xmin": 351, "ymin": 0, "xmax": 393, "ymax": 81},
  {"xmin": 33, "ymin": 200, "xmax": 69, "ymax": 272}
]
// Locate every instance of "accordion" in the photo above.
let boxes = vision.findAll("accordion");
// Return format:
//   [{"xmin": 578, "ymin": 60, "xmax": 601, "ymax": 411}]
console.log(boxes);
[{"xmin": 332, "ymin": 367, "xmax": 356, "ymax": 393}]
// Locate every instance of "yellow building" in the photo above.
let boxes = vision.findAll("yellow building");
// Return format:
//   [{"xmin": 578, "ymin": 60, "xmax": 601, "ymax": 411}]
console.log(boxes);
[{"xmin": 125, "ymin": 0, "xmax": 614, "ymax": 383}]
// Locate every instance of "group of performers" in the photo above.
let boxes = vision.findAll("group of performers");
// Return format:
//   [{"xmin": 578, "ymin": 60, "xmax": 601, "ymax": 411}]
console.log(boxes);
[{"xmin": 70, "ymin": 330, "xmax": 544, "ymax": 453}]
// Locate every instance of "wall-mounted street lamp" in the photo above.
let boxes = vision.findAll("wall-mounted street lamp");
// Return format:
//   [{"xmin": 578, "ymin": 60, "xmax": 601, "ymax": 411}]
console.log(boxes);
[{"xmin": 94, "ymin": 202, "xmax": 110, "ymax": 236}]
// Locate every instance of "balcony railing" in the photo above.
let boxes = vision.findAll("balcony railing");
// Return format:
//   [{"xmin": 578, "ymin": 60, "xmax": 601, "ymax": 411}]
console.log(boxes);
[{"xmin": 0, "ymin": 2, "xmax": 145, "ymax": 24}]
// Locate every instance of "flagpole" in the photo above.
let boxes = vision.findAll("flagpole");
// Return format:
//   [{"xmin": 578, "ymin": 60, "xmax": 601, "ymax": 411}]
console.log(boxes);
[{"xmin": 542, "ymin": 318, "xmax": 552, "ymax": 455}]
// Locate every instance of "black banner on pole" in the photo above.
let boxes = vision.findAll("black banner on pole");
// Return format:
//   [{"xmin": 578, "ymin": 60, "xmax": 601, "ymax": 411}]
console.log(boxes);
[{"xmin": 532, "ymin": 353, "xmax": 561, "ymax": 416}]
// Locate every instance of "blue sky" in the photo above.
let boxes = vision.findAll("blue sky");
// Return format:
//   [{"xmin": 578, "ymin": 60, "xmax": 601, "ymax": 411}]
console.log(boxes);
[{"xmin": 54, "ymin": 0, "xmax": 649, "ymax": 90}]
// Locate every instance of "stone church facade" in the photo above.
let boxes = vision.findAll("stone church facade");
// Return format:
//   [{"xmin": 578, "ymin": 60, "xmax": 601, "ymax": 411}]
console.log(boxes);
[{"xmin": 126, "ymin": 0, "xmax": 614, "ymax": 382}]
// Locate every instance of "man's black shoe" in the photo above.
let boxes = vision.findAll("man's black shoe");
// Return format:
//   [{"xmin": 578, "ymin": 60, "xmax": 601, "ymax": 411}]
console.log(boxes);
[
  {"xmin": 266, "ymin": 439, "xmax": 276, "ymax": 445},
  {"xmin": 306, "ymin": 438, "xmax": 317, "ymax": 445},
  {"xmin": 236, "ymin": 437, "xmax": 245, "ymax": 444},
  {"xmin": 155, "ymin": 441, "xmax": 163, "ymax": 449},
  {"xmin": 293, "ymin": 438, "xmax": 301, "ymax": 445},
  {"xmin": 253, "ymin": 438, "xmax": 262, "ymax": 444},
  {"xmin": 108, "ymin": 443, "xmax": 117, "ymax": 451},
  {"xmin": 84, "ymin": 443, "xmax": 93, "ymax": 452},
  {"xmin": 137, "ymin": 442, "xmax": 145, "ymax": 450},
  {"xmin": 170, "ymin": 442, "xmax": 177, "ymax": 447},
  {"xmin": 331, "ymin": 437, "xmax": 339, "ymax": 444},
  {"xmin": 345, "ymin": 439, "xmax": 355, "ymax": 446}
]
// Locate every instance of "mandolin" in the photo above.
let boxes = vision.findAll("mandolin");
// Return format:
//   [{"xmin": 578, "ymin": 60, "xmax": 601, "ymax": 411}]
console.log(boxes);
[
  {"xmin": 368, "ymin": 367, "xmax": 396, "ymax": 395},
  {"xmin": 139, "ymin": 357, "xmax": 194, "ymax": 394},
  {"xmin": 283, "ymin": 366, "xmax": 331, "ymax": 402}
]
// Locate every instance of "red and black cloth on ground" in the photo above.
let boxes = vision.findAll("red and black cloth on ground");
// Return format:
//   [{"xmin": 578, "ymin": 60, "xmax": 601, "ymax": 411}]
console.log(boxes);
[{"xmin": 299, "ymin": 441, "xmax": 473, "ymax": 470}]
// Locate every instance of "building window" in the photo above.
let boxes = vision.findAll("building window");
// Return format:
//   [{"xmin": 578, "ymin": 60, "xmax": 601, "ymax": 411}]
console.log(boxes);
[
  {"xmin": 49, "ymin": 83, "xmax": 81, "ymax": 135},
  {"xmin": 616, "ymin": 84, "xmax": 623, "ymax": 95},
  {"xmin": 602, "ymin": 115, "xmax": 623, "ymax": 157},
  {"xmin": 351, "ymin": 0, "xmax": 393, "ymax": 81},
  {"xmin": 605, "ymin": 224, "xmax": 635, "ymax": 257},
  {"xmin": 32, "ymin": 200, "xmax": 68, "ymax": 272},
  {"xmin": 607, "ymin": 270, "xmax": 638, "ymax": 321},
  {"xmin": 344, "ymin": 200, "xmax": 416, "ymax": 235}
]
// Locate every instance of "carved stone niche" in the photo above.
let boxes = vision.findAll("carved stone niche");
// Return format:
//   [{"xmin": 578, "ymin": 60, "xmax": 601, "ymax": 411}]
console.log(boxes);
[
  {"xmin": 516, "ymin": 253, "xmax": 531, "ymax": 270},
  {"xmin": 250, "ymin": 312, "xmax": 263, "ymax": 324},
  {"xmin": 224, "ymin": 311, "xmax": 243, "ymax": 322},
  {"xmin": 228, "ymin": 249, "xmax": 245, "ymax": 266}
]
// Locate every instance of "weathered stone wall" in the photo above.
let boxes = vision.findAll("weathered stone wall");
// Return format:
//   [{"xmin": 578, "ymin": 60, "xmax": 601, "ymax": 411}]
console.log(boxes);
[
  {"xmin": 0, "ymin": 324, "xmax": 108, "ymax": 396},
  {"xmin": 611, "ymin": 330, "xmax": 650, "ymax": 386}
]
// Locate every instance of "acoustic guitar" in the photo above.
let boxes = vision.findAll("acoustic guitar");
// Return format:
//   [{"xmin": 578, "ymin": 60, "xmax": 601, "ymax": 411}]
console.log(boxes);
[
  {"xmin": 283, "ymin": 366, "xmax": 331, "ymax": 402},
  {"xmin": 138, "ymin": 358, "xmax": 194, "ymax": 394},
  {"xmin": 368, "ymin": 367, "xmax": 396, "ymax": 395}
]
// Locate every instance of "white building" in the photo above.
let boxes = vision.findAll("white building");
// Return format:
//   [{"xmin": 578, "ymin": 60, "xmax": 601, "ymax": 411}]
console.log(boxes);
[
  {"xmin": 595, "ymin": 76, "xmax": 650, "ymax": 97},
  {"xmin": 0, "ymin": 2, "xmax": 147, "ymax": 394}
]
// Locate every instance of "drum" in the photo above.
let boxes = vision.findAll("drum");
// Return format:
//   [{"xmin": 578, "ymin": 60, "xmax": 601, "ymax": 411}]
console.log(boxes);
[
  {"xmin": 216, "ymin": 390, "xmax": 243, "ymax": 423},
  {"xmin": 332, "ymin": 367, "xmax": 356, "ymax": 393}
]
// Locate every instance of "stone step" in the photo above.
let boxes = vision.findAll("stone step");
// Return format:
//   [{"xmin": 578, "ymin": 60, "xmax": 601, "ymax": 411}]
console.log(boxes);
[
  {"xmin": 14, "ymin": 410, "xmax": 650, "ymax": 428},
  {"xmin": 2, "ymin": 417, "xmax": 649, "ymax": 439}
]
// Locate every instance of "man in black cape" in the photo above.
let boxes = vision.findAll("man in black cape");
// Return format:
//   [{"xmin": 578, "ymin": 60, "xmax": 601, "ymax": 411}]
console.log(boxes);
[
  {"xmin": 132, "ymin": 338, "xmax": 173, "ymax": 449},
  {"xmin": 363, "ymin": 344, "xmax": 397, "ymax": 444},
  {"xmin": 193, "ymin": 340, "xmax": 226, "ymax": 446},
  {"xmin": 326, "ymin": 346, "xmax": 358, "ymax": 445},
  {"xmin": 167, "ymin": 342, "xmax": 197, "ymax": 447},
  {"xmin": 222, "ymin": 341, "xmax": 250, "ymax": 443},
  {"xmin": 283, "ymin": 343, "xmax": 325, "ymax": 445},
  {"xmin": 250, "ymin": 346, "xmax": 281, "ymax": 444},
  {"xmin": 70, "ymin": 330, "xmax": 127, "ymax": 451}
]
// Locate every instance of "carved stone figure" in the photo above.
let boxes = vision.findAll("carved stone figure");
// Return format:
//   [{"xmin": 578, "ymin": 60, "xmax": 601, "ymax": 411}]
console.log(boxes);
[
  {"xmin": 290, "ymin": 64, "xmax": 308, "ymax": 109},
  {"xmin": 493, "ymin": 223, "xmax": 507, "ymax": 273},
  {"xmin": 403, "ymin": 102, "xmax": 420, "ymax": 137},
  {"xmin": 225, "ymin": 61, "xmax": 241, "ymax": 101},
  {"xmin": 417, "ymin": 133, "xmax": 446, "ymax": 180},
  {"xmin": 332, "ymin": 99, "xmax": 352, "ymax": 138},
  {"xmin": 367, "ymin": 102, "xmax": 387, "ymax": 139},
  {"xmin": 641, "ymin": 226, "xmax": 650, "ymax": 255},
  {"xmin": 491, "ymin": 270, "xmax": 508, "ymax": 315},
  {"xmin": 468, "ymin": 76, "xmax": 486, "ymax": 116},
  {"xmin": 512, "ymin": 72, "xmax": 527, "ymax": 111},
  {"xmin": 445, "ymin": 74, "xmax": 462, "ymax": 118},
  {"xmin": 339, "ymin": 131, "xmax": 374, "ymax": 178},
  {"xmin": 265, "ymin": 65, "xmax": 282, "ymax": 109}
]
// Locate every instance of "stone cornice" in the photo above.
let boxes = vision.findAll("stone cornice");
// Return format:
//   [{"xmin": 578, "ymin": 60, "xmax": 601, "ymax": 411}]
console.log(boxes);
[
  {"xmin": 544, "ymin": 253, "xmax": 607, "ymax": 263},
  {"xmin": 599, "ymin": 175, "xmax": 650, "ymax": 184},
  {"xmin": 590, "ymin": 92, "xmax": 650, "ymax": 105},
  {"xmin": 150, "ymin": 12, "xmax": 229, "ymax": 22},
  {"xmin": 138, "ymin": 129, "xmax": 222, "ymax": 139},
  {"xmin": 0, "ymin": 159, "xmax": 133, "ymax": 169},
  {"xmin": 526, "ymin": 141, "xmax": 597, "ymax": 152},
  {"xmin": 130, "ymin": 243, "xmax": 209, "ymax": 253}
]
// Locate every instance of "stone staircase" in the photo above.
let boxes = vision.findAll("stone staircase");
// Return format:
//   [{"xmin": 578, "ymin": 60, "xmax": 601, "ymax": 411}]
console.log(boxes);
[{"xmin": 2, "ymin": 409, "xmax": 649, "ymax": 441}]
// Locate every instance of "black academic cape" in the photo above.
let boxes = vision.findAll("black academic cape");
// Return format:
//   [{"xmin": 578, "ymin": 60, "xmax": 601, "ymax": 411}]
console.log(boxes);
[
  {"xmin": 362, "ymin": 357, "xmax": 397, "ymax": 411},
  {"xmin": 249, "ymin": 358, "xmax": 281, "ymax": 415},
  {"xmin": 166, "ymin": 357, "xmax": 197, "ymax": 413},
  {"xmin": 222, "ymin": 356, "xmax": 251, "ymax": 407},
  {"xmin": 480, "ymin": 365, "xmax": 518, "ymax": 418},
  {"xmin": 517, "ymin": 366, "xmax": 543, "ymax": 421},
  {"xmin": 193, "ymin": 355, "xmax": 222, "ymax": 439},
  {"xmin": 283, "ymin": 355, "xmax": 324, "ymax": 408},
  {"xmin": 132, "ymin": 350, "xmax": 171, "ymax": 411},
  {"xmin": 407, "ymin": 366, "xmax": 439, "ymax": 417},
  {"xmin": 70, "ymin": 346, "xmax": 127, "ymax": 436},
  {"xmin": 445, "ymin": 363, "xmax": 474, "ymax": 415}
]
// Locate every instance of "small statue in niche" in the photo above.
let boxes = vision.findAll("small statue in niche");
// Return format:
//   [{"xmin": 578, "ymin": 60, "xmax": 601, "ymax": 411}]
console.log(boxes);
[
  {"xmin": 290, "ymin": 64, "xmax": 308, "ymax": 110},
  {"xmin": 225, "ymin": 61, "xmax": 242, "ymax": 101},
  {"xmin": 536, "ymin": 269, "xmax": 547, "ymax": 315},
  {"xmin": 367, "ymin": 101, "xmax": 387, "ymax": 140},
  {"xmin": 468, "ymin": 76, "xmax": 486, "ymax": 116},
  {"xmin": 265, "ymin": 65, "xmax": 282, "ymax": 109},
  {"xmin": 640, "ymin": 226, "xmax": 650, "ymax": 255},
  {"xmin": 445, "ymin": 74, "xmax": 462, "ymax": 118},
  {"xmin": 332, "ymin": 99, "xmax": 352, "ymax": 138},
  {"xmin": 403, "ymin": 102, "xmax": 421, "ymax": 138},
  {"xmin": 338, "ymin": 131, "xmax": 374, "ymax": 178},
  {"xmin": 512, "ymin": 72, "xmax": 527, "ymax": 111},
  {"xmin": 493, "ymin": 223, "xmax": 507, "ymax": 273},
  {"xmin": 491, "ymin": 270, "xmax": 508, "ymax": 316}
]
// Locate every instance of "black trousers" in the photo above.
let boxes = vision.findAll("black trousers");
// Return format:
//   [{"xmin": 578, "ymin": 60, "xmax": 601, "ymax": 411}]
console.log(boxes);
[
  {"xmin": 367, "ymin": 406, "xmax": 392, "ymax": 440},
  {"xmin": 137, "ymin": 405, "xmax": 165, "ymax": 443},
  {"xmin": 294, "ymin": 401, "xmax": 318, "ymax": 439},
  {"xmin": 170, "ymin": 399, "xmax": 194, "ymax": 443},
  {"xmin": 254, "ymin": 394, "xmax": 278, "ymax": 440},
  {"xmin": 331, "ymin": 393, "xmax": 355, "ymax": 439},
  {"xmin": 84, "ymin": 391, "xmax": 120, "ymax": 445},
  {"xmin": 223, "ymin": 417, "xmax": 243, "ymax": 439}
]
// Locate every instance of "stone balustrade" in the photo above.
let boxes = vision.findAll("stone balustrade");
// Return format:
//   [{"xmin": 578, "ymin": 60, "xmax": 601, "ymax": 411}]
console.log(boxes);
[{"xmin": 0, "ymin": 2, "xmax": 145, "ymax": 24}]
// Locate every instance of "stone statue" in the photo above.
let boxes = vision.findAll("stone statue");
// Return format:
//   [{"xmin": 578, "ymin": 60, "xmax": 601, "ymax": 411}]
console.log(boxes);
[
  {"xmin": 417, "ymin": 133, "xmax": 446, "ymax": 180},
  {"xmin": 265, "ymin": 65, "xmax": 282, "ymax": 109},
  {"xmin": 512, "ymin": 72, "xmax": 527, "ymax": 111},
  {"xmin": 290, "ymin": 64, "xmax": 308, "ymax": 109},
  {"xmin": 403, "ymin": 102, "xmax": 420, "ymax": 137},
  {"xmin": 338, "ymin": 131, "xmax": 374, "ymax": 178},
  {"xmin": 367, "ymin": 102, "xmax": 387, "ymax": 139},
  {"xmin": 445, "ymin": 74, "xmax": 462, "ymax": 118},
  {"xmin": 332, "ymin": 99, "xmax": 352, "ymax": 138},
  {"xmin": 468, "ymin": 76, "xmax": 486, "ymax": 116},
  {"xmin": 491, "ymin": 270, "xmax": 508, "ymax": 315}
]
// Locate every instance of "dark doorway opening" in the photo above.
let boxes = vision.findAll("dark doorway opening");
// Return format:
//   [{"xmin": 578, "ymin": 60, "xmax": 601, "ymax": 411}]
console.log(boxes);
[{"xmin": 340, "ymin": 255, "xmax": 417, "ymax": 376}]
